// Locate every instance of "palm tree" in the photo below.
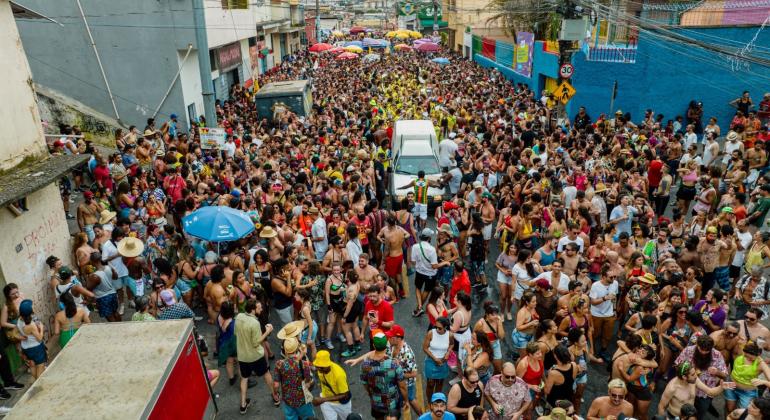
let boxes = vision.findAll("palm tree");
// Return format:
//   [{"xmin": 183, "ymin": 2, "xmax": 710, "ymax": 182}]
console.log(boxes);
[{"xmin": 485, "ymin": 0, "xmax": 562, "ymax": 40}]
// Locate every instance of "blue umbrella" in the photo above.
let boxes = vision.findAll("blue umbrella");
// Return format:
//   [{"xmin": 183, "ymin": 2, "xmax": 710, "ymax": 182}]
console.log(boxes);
[
  {"xmin": 431, "ymin": 57, "xmax": 450, "ymax": 65},
  {"xmin": 182, "ymin": 206, "xmax": 255, "ymax": 242},
  {"xmin": 344, "ymin": 40, "xmax": 363, "ymax": 48}
]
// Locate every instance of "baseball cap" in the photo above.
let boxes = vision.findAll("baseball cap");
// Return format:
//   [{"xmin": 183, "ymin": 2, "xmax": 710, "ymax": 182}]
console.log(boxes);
[
  {"xmin": 170, "ymin": 113, "xmax": 177, "ymax": 119},
  {"xmin": 159, "ymin": 289, "xmax": 175, "ymax": 306},
  {"xmin": 431, "ymin": 393, "xmax": 447, "ymax": 403},
  {"xmin": 83, "ymin": 191, "xmax": 94, "ymax": 199},
  {"xmin": 58, "ymin": 266, "xmax": 74, "ymax": 278},
  {"xmin": 472, "ymin": 181, "xmax": 482, "ymax": 188},
  {"xmin": 535, "ymin": 278, "xmax": 552, "ymax": 289},
  {"xmin": 386, "ymin": 324, "xmax": 405, "ymax": 339},
  {"xmin": 19, "ymin": 299, "xmax": 33, "ymax": 317},
  {"xmin": 420, "ymin": 228, "xmax": 434, "ymax": 238},
  {"xmin": 372, "ymin": 329, "xmax": 388, "ymax": 351}
]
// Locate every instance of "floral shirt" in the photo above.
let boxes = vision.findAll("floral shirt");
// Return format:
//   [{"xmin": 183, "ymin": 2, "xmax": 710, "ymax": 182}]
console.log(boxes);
[
  {"xmin": 274, "ymin": 358, "xmax": 312, "ymax": 408},
  {"xmin": 360, "ymin": 356, "xmax": 405, "ymax": 416},
  {"xmin": 626, "ymin": 285, "xmax": 659, "ymax": 313},
  {"xmin": 302, "ymin": 274, "xmax": 326, "ymax": 311},
  {"xmin": 485, "ymin": 374, "xmax": 531, "ymax": 420},
  {"xmin": 675, "ymin": 345, "xmax": 727, "ymax": 398},
  {"xmin": 387, "ymin": 342, "xmax": 417, "ymax": 387}
]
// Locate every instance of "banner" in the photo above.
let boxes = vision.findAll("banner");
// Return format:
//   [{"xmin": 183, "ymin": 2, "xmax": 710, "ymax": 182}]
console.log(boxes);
[
  {"xmin": 200, "ymin": 127, "xmax": 226, "ymax": 150},
  {"xmin": 514, "ymin": 31, "xmax": 534, "ymax": 77},
  {"xmin": 481, "ymin": 37, "xmax": 495, "ymax": 60},
  {"xmin": 248, "ymin": 45, "xmax": 259, "ymax": 89}
]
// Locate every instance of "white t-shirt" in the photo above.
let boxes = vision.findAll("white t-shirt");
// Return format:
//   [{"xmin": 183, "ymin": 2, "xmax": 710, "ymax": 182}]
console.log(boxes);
[
  {"xmin": 534, "ymin": 271, "xmax": 571, "ymax": 294},
  {"xmin": 590, "ymin": 280, "xmax": 619, "ymax": 317},
  {"xmin": 723, "ymin": 140, "xmax": 742, "ymax": 165},
  {"xmin": 101, "ymin": 240, "xmax": 129, "ymax": 278},
  {"xmin": 684, "ymin": 132, "xmax": 698, "ymax": 150},
  {"xmin": 311, "ymin": 218, "xmax": 328, "ymax": 257},
  {"xmin": 680, "ymin": 153, "xmax": 702, "ymax": 168},
  {"xmin": 346, "ymin": 239, "xmax": 363, "ymax": 264},
  {"xmin": 733, "ymin": 230, "xmax": 754, "ymax": 267},
  {"xmin": 438, "ymin": 139, "xmax": 458, "ymax": 168},
  {"xmin": 512, "ymin": 264, "xmax": 533, "ymax": 298},
  {"xmin": 448, "ymin": 167, "xmax": 463, "ymax": 194},
  {"xmin": 411, "ymin": 241, "xmax": 438, "ymax": 276},
  {"xmin": 557, "ymin": 236, "xmax": 584, "ymax": 253},
  {"xmin": 563, "ymin": 186, "xmax": 577, "ymax": 209},
  {"xmin": 223, "ymin": 141, "xmax": 236, "ymax": 158}
]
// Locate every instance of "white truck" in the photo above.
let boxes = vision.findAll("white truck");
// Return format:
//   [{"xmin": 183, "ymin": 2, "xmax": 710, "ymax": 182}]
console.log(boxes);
[{"xmin": 389, "ymin": 120, "xmax": 448, "ymax": 209}]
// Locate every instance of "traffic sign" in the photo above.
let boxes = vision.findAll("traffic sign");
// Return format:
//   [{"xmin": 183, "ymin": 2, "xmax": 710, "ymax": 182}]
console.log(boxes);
[
  {"xmin": 559, "ymin": 63, "xmax": 574, "ymax": 79},
  {"xmin": 553, "ymin": 81, "xmax": 576, "ymax": 105}
]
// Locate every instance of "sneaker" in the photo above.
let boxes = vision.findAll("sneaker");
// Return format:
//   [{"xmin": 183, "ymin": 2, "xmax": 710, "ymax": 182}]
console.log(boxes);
[
  {"xmin": 337, "ymin": 333, "xmax": 346, "ymax": 342},
  {"xmin": 239, "ymin": 398, "xmax": 251, "ymax": 415},
  {"xmin": 354, "ymin": 343, "xmax": 362, "ymax": 353},
  {"xmin": 413, "ymin": 308, "xmax": 424, "ymax": 317},
  {"xmin": 229, "ymin": 376, "xmax": 238, "ymax": 386},
  {"xmin": 324, "ymin": 339, "xmax": 334, "ymax": 350},
  {"xmin": 65, "ymin": 212, "xmax": 75, "ymax": 219},
  {"xmin": 4, "ymin": 383, "xmax": 23, "ymax": 391},
  {"xmin": 194, "ymin": 316, "xmax": 204, "ymax": 321},
  {"xmin": 506, "ymin": 312, "xmax": 513, "ymax": 321},
  {"xmin": 118, "ymin": 303, "xmax": 125, "ymax": 315},
  {"xmin": 0, "ymin": 390, "xmax": 9, "ymax": 400},
  {"xmin": 247, "ymin": 378, "xmax": 257, "ymax": 388},
  {"xmin": 128, "ymin": 300, "xmax": 136, "ymax": 309},
  {"xmin": 341, "ymin": 347, "xmax": 357, "ymax": 358}
]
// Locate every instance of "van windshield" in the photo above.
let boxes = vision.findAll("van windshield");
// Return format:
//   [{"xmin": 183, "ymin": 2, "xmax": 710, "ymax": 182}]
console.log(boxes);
[{"xmin": 395, "ymin": 156, "xmax": 440, "ymax": 176}]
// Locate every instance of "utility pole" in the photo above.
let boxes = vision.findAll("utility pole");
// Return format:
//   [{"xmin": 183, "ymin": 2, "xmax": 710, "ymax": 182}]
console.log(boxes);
[
  {"xmin": 192, "ymin": 0, "xmax": 216, "ymax": 127},
  {"xmin": 315, "ymin": 0, "xmax": 320, "ymax": 43}
]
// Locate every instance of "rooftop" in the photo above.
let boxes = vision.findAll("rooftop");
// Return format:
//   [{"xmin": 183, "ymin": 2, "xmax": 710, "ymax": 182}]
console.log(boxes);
[{"xmin": 0, "ymin": 153, "xmax": 89, "ymax": 209}]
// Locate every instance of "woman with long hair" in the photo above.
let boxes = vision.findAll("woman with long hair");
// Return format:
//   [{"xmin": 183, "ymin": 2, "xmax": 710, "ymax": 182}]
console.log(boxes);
[
  {"xmin": 495, "ymin": 243, "xmax": 518, "ymax": 320},
  {"xmin": 17, "ymin": 300, "xmax": 46, "ymax": 380},
  {"xmin": 73, "ymin": 232, "xmax": 95, "ymax": 274},
  {"xmin": 516, "ymin": 341, "xmax": 545, "ymax": 419},
  {"xmin": 473, "ymin": 302, "xmax": 505, "ymax": 373},
  {"xmin": 425, "ymin": 286, "xmax": 448, "ymax": 329},
  {"xmin": 512, "ymin": 291, "xmax": 540, "ymax": 357},
  {"xmin": 462, "ymin": 331, "xmax": 494, "ymax": 385},
  {"xmin": 536, "ymin": 319, "xmax": 560, "ymax": 370},
  {"xmin": 512, "ymin": 249, "xmax": 541, "ymax": 308},
  {"xmin": 423, "ymin": 317, "xmax": 454, "ymax": 398},
  {"xmin": 340, "ymin": 271, "xmax": 363, "ymax": 358},
  {"xmin": 53, "ymin": 292, "xmax": 90, "ymax": 349},
  {"xmin": 296, "ymin": 288, "xmax": 318, "ymax": 360},
  {"xmin": 544, "ymin": 344, "xmax": 578, "ymax": 408},
  {"xmin": 175, "ymin": 245, "xmax": 198, "ymax": 308}
]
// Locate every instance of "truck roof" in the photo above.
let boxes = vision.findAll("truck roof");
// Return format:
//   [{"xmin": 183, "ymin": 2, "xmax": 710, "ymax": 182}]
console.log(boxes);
[
  {"xmin": 394, "ymin": 119, "xmax": 435, "ymax": 133},
  {"xmin": 6, "ymin": 320, "xmax": 194, "ymax": 420},
  {"xmin": 254, "ymin": 80, "xmax": 310, "ymax": 98}
]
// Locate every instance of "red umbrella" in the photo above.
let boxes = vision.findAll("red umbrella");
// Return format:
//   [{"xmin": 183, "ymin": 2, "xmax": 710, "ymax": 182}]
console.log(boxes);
[
  {"xmin": 309, "ymin": 43, "xmax": 333, "ymax": 52},
  {"xmin": 349, "ymin": 26, "xmax": 366, "ymax": 34},
  {"xmin": 328, "ymin": 47, "xmax": 345, "ymax": 53},
  {"xmin": 415, "ymin": 42, "xmax": 440, "ymax": 52},
  {"xmin": 336, "ymin": 52, "xmax": 359, "ymax": 60}
]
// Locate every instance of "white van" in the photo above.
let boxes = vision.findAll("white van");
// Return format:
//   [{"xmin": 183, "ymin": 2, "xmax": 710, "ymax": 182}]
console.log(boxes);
[{"xmin": 389, "ymin": 120, "xmax": 447, "ymax": 209}]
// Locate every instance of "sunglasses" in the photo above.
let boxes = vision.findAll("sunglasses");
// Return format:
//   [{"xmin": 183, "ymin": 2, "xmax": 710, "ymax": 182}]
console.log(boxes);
[
  {"xmin": 502, "ymin": 374, "xmax": 516, "ymax": 380},
  {"xmin": 610, "ymin": 393, "xmax": 625, "ymax": 399},
  {"xmin": 726, "ymin": 331, "xmax": 738, "ymax": 337},
  {"xmin": 678, "ymin": 310, "xmax": 687, "ymax": 314},
  {"xmin": 746, "ymin": 316, "xmax": 758, "ymax": 321}
]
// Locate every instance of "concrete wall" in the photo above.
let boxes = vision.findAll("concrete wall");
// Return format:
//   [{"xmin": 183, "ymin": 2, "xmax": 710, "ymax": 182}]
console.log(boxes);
[
  {"xmin": 0, "ymin": 183, "xmax": 71, "ymax": 338},
  {"xmin": 203, "ymin": 0, "xmax": 260, "ymax": 49},
  {"xmin": 16, "ymin": 0, "xmax": 197, "ymax": 131},
  {"xmin": 569, "ymin": 26, "xmax": 770, "ymax": 125},
  {"xmin": 36, "ymin": 84, "xmax": 121, "ymax": 145},
  {"xmin": 0, "ymin": 0, "xmax": 48, "ymax": 171}
]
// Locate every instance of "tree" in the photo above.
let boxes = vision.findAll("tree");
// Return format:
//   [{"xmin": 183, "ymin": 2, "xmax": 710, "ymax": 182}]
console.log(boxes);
[{"xmin": 485, "ymin": 0, "xmax": 562, "ymax": 41}]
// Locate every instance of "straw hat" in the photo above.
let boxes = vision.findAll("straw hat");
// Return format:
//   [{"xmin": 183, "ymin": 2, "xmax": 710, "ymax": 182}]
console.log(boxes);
[
  {"xmin": 639, "ymin": 272, "xmax": 658, "ymax": 285},
  {"xmin": 99, "ymin": 209, "xmax": 117, "ymax": 225},
  {"xmin": 283, "ymin": 337, "xmax": 300, "ymax": 355},
  {"xmin": 117, "ymin": 237, "xmax": 145, "ymax": 258},
  {"xmin": 259, "ymin": 226, "xmax": 278, "ymax": 238},
  {"xmin": 726, "ymin": 131, "xmax": 739, "ymax": 141},
  {"xmin": 277, "ymin": 320, "xmax": 306, "ymax": 340}
]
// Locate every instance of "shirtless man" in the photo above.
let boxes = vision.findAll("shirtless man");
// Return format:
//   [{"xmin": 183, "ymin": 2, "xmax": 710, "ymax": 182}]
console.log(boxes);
[
  {"xmin": 479, "ymin": 192, "xmax": 497, "ymax": 252},
  {"xmin": 715, "ymin": 225, "xmax": 737, "ymax": 291},
  {"xmin": 92, "ymin": 224, "xmax": 109, "ymax": 252},
  {"xmin": 737, "ymin": 308, "xmax": 770, "ymax": 353},
  {"xmin": 377, "ymin": 216, "xmax": 410, "ymax": 294},
  {"xmin": 586, "ymin": 379, "xmax": 634, "ymax": 420},
  {"xmin": 559, "ymin": 243, "xmax": 583, "ymax": 277},
  {"xmin": 569, "ymin": 190, "xmax": 595, "ymax": 220},
  {"xmin": 611, "ymin": 336, "xmax": 658, "ymax": 380},
  {"xmin": 746, "ymin": 142, "xmax": 767, "ymax": 182},
  {"xmin": 354, "ymin": 254, "xmax": 380, "ymax": 291},
  {"xmin": 711, "ymin": 321, "xmax": 744, "ymax": 365},
  {"xmin": 436, "ymin": 227, "xmax": 460, "ymax": 290},
  {"xmin": 658, "ymin": 361, "xmax": 733, "ymax": 419},
  {"xmin": 203, "ymin": 265, "xmax": 227, "ymax": 324},
  {"xmin": 698, "ymin": 226, "xmax": 728, "ymax": 293},
  {"xmin": 260, "ymin": 225, "xmax": 284, "ymax": 262},
  {"xmin": 613, "ymin": 232, "xmax": 636, "ymax": 266},
  {"xmin": 77, "ymin": 191, "xmax": 103, "ymax": 243}
]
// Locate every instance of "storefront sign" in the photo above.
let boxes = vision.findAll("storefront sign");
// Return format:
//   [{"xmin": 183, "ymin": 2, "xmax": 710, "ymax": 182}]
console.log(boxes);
[
  {"xmin": 217, "ymin": 42, "xmax": 242, "ymax": 72},
  {"xmin": 200, "ymin": 127, "xmax": 226, "ymax": 149}
]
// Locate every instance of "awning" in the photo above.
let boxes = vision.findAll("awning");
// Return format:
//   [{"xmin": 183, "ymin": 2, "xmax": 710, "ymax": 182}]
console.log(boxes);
[
  {"xmin": 0, "ymin": 154, "xmax": 89, "ymax": 209},
  {"xmin": 419, "ymin": 19, "xmax": 448, "ymax": 28}
]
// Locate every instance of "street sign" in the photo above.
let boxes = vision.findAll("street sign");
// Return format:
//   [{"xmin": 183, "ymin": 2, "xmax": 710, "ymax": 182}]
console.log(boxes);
[
  {"xmin": 553, "ymin": 81, "xmax": 576, "ymax": 105},
  {"xmin": 559, "ymin": 63, "xmax": 574, "ymax": 79}
]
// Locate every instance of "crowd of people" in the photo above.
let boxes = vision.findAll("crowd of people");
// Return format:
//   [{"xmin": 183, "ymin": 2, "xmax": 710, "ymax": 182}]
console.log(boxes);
[{"xmin": 10, "ymin": 31, "xmax": 770, "ymax": 420}]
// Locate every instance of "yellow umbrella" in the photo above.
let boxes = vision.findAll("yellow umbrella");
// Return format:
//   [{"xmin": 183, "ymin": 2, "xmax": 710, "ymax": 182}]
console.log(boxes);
[
  {"xmin": 395, "ymin": 32, "xmax": 410, "ymax": 39},
  {"xmin": 386, "ymin": 31, "xmax": 398, "ymax": 38},
  {"xmin": 409, "ymin": 31, "xmax": 422, "ymax": 38},
  {"xmin": 332, "ymin": 30, "xmax": 344, "ymax": 37},
  {"xmin": 344, "ymin": 45, "xmax": 363, "ymax": 53}
]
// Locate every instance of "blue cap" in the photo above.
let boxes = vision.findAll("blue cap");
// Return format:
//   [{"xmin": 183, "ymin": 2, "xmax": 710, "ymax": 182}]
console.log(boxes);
[
  {"xmin": 19, "ymin": 299, "xmax": 33, "ymax": 317},
  {"xmin": 231, "ymin": 190, "xmax": 241, "ymax": 197},
  {"xmin": 431, "ymin": 392, "xmax": 447, "ymax": 403},
  {"xmin": 170, "ymin": 113, "xmax": 178, "ymax": 119}
]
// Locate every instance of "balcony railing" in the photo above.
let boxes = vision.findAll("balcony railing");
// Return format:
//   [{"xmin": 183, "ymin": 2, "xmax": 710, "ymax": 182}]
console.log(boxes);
[{"xmin": 586, "ymin": 44, "xmax": 638, "ymax": 63}]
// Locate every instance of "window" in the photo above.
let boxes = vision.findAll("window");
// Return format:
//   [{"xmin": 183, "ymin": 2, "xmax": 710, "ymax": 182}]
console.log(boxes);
[
  {"xmin": 209, "ymin": 50, "xmax": 218, "ymax": 71},
  {"xmin": 221, "ymin": 0, "xmax": 248, "ymax": 9}
]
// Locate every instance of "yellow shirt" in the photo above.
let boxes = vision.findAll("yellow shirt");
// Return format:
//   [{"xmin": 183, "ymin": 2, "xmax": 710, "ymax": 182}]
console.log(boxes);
[
  {"xmin": 318, "ymin": 363, "xmax": 349, "ymax": 401},
  {"xmin": 234, "ymin": 313, "xmax": 264, "ymax": 363}
]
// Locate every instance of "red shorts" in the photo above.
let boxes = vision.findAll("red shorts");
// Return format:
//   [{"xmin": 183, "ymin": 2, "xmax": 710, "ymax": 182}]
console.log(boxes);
[{"xmin": 384, "ymin": 254, "xmax": 404, "ymax": 279}]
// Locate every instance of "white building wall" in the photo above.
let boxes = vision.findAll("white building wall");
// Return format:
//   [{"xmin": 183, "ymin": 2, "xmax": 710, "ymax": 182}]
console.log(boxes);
[
  {"xmin": 178, "ymin": 49, "xmax": 204, "ymax": 123},
  {"xmin": 0, "ymin": 183, "xmax": 71, "ymax": 335},
  {"xmin": 204, "ymin": 0, "xmax": 259, "ymax": 48},
  {"xmin": 0, "ymin": 0, "xmax": 48, "ymax": 171}
]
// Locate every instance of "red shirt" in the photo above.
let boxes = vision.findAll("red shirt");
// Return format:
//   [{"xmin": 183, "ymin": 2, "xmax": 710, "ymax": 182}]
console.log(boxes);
[
  {"xmin": 350, "ymin": 215, "xmax": 371, "ymax": 245},
  {"xmin": 648, "ymin": 159, "xmax": 664, "ymax": 188},
  {"xmin": 93, "ymin": 165, "xmax": 113, "ymax": 191},
  {"xmin": 449, "ymin": 270, "xmax": 471, "ymax": 308},
  {"xmin": 163, "ymin": 175, "xmax": 186, "ymax": 204},
  {"xmin": 364, "ymin": 298, "xmax": 393, "ymax": 334}
]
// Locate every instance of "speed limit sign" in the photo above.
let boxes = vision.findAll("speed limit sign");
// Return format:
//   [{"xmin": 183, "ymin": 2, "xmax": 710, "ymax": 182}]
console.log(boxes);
[{"xmin": 559, "ymin": 63, "xmax": 574, "ymax": 79}]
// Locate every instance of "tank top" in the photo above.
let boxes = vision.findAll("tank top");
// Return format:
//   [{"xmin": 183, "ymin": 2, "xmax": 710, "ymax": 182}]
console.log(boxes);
[
  {"xmin": 415, "ymin": 179, "xmax": 429, "ymax": 205},
  {"xmin": 522, "ymin": 358, "xmax": 544, "ymax": 386},
  {"xmin": 547, "ymin": 364, "xmax": 575, "ymax": 407},
  {"xmin": 456, "ymin": 382, "xmax": 483, "ymax": 420},
  {"xmin": 745, "ymin": 245, "xmax": 768, "ymax": 273},
  {"xmin": 537, "ymin": 248, "xmax": 556, "ymax": 268},
  {"xmin": 732, "ymin": 355, "xmax": 760, "ymax": 386},
  {"xmin": 429, "ymin": 329, "xmax": 450, "ymax": 359},
  {"xmin": 272, "ymin": 278, "xmax": 293, "ymax": 310},
  {"xmin": 542, "ymin": 341, "xmax": 556, "ymax": 370},
  {"xmin": 17, "ymin": 319, "xmax": 41, "ymax": 350}
]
